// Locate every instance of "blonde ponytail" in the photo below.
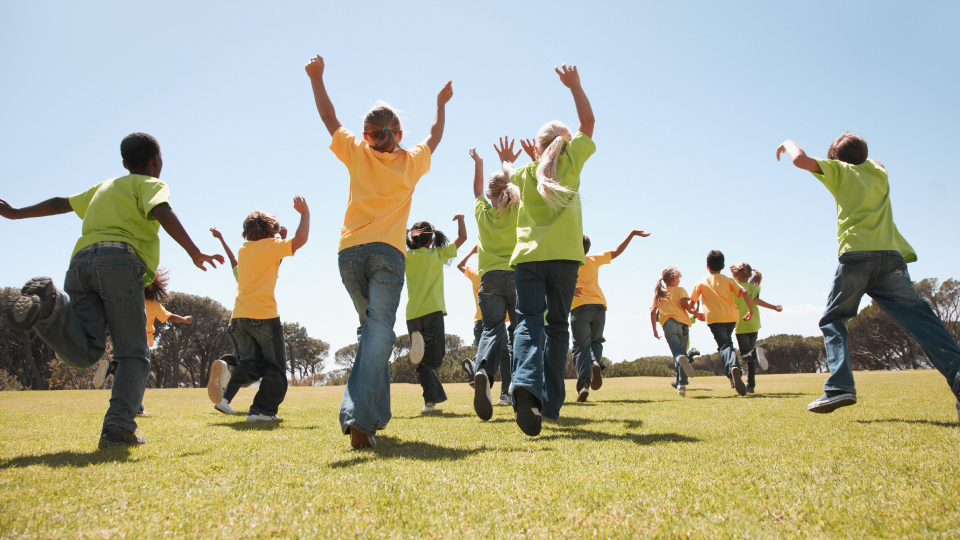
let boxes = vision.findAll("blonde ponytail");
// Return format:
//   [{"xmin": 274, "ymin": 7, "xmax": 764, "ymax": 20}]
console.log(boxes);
[
  {"xmin": 487, "ymin": 171, "xmax": 520, "ymax": 215},
  {"xmin": 535, "ymin": 121, "xmax": 575, "ymax": 210},
  {"xmin": 750, "ymin": 269, "xmax": 763, "ymax": 286},
  {"xmin": 653, "ymin": 266, "xmax": 680, "ymax": 307}
]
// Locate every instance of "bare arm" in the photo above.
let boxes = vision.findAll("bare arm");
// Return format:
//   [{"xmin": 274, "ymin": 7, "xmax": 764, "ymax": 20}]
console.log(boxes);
[
  {"xmin": 0, "ymin": 197, "xmax": 72, "ymax": 220},
  {"xmin": 305, "ymin": 55, "xmax": 342, "ymax": 136},
  {"xmin": 151, "ymin": 203, "xmax": 224, "ymax": 271},
  {"xmin": 650, "ymin": 307, "xmax": 660, "ymax": 339},
  {"xmin": 290, "ymin": 196, "xmax": 310, "ymax": 254},
  {"xmin": 210, "ymin": 228, "xmax": 238, "ymax": 268},
  {"xmin": 452, "ymin": 214, "xmax": 467, "ymax": 249},
  {"xmin": 556, "ymin": 64, "xmax": 595, "ymax": 138},
  {"xmin": 168, "ymin": 314, "xmax": 193, "ymax": 325},
  {"xmin": 469, "ymin": 148, "xmax": 484, "ymax": 198},
  {"xmin": 457, "ymin": 245, "xmax": 477, "ymax": 274},
  {"xmin": 754, "ymin": 297, "xmax": 783, "ymax": 312},
  {"xmin": 776, "ymin": 140, "xmax": 822, "ymax": 174},
  {"xmin": 610, "ymin": 230, "xmax": 651, "ymax": 260},
  {"xmin": 423, "ymin": 81, "xmax": 454, "ymax": 154},
  {"xmin": 740, "ymin": 288, "xmax": 756, "ymax": 320}
]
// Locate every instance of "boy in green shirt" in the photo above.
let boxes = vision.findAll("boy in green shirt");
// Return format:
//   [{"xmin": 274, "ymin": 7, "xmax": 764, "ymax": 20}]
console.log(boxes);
[
  {"xmin": 778, "ymin": 133, "xmax": 960, "ymax": 421},
  {"xmin": 1, "ymin": 133, "xmax": 223, "ymax": 447}
]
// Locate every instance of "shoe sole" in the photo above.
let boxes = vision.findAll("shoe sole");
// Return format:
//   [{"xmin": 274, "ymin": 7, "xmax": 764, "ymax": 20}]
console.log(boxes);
[
  {"xmin": 214, "ymin": 403, "xmax": 237, "ymax": 415},
  {"xmin": 93, "ymin": 359, "xmax": 110, "ymax": 388},
  {"xmin": 756, "ymin": 348, "xmax": 769, "ymax": 370},
  {"xmin": 97, "ymin": 435, "xmax": 145, "ymax": 449},
  {"xmin": 410, "ymin": 332, "xmax": 424, "ymax": 365},
  {"xmin": 207, "ymin": 361, "xmax": 228, "ymax": 404},
  {"xmin": 678, "ymin": 355, "xmax": 695, "ymax": 378},
  {"xmin": 473, "ymin": 372, "xmax": 493, "ymax": 421},
  {"xmin": 246, "ymin": 415, "xmax": 280, "ymax": 422},
  {"xmin": 678, "ymin": 386, "xmax": 686, "ymax": 397},
  {"xmin": 590, "ymin": 363, "xmax": 603, "ymax": 390},
  {"xmin": 513, "ymin": 387, "xmax": 542, "ymax": 436},
  {"xmin": 349, "ymin": 426, "xmax": 376, "ymax": 449},
  {"xmin": 731, "ymin": 367, "xmax": 746, "ymax": 396},
  {"xmin": 808, "ymin": 396, "xmax": 857, "ymax": 413},
  {"xmin": 576, "ymin": 388, "xmax": 589, "ymax": 402},
  {"xmin": 461, "ymin": 359, "xmax": 474, "ymax": 383},
  {"xmin": 6, "ymin": 295, "xmax": 40, "ymax": 330}
]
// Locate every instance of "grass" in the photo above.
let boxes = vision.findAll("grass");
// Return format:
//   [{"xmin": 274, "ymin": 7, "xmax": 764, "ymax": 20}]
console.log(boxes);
[{"xmin": 0, "ymin": 371, "xmax": 957, "ymax": 539}]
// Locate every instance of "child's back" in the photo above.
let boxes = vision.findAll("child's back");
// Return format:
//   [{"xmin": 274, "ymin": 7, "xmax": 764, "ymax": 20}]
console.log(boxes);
[
  {"xmin": 233, "ymin": 237, "xmax": 294, "ymax": 319},
  {"xmin": 690, "ymin": 273, "xmax": 742, "ymax": 325},
  {"xmin": 405, "ymin": 243, "xmax": 458, "ymax": 321}
]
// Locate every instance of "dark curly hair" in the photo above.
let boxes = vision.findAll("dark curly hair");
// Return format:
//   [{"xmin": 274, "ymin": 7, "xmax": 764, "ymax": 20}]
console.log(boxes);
[
  {"xmin": 242, "ymin": 210, "xmax": 280, "ymax": 241},
  {"xmin": 120, "ymin": 133, "xmax": 161, "ymax": 169},
  {"xmin": 144, "ymin": 267, "xmax": 171, "ymax": 302}
]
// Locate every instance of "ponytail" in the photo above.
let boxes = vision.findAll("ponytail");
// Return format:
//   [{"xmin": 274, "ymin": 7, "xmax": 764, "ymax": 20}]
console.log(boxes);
[
  {"xmin": 750, "ymin": 269, "xmax": 762, "ymax": 286},
  {"xmin": 534, "ymin": 121, "xmax": 575, "ymax": 211},
  {"xmin": 653, "ymin": 266, "xmax": 680, "ymax": 307},
  {"xmin": 487, "ymin": 171, "xmax": 520, "ymax": 215},
  {"xmin": 363, "ymin": 101, "xmax": 403, "ymax": 153},
  {"xmin": 407, "ymin": 221, "xmax": 449, "ymax": 250}
]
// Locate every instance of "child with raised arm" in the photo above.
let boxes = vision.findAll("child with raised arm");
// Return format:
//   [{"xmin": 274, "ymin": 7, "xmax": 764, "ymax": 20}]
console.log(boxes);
[
  {"xmin": 305, "ymin": 54, "xmax": 452, "ymax": 448},
  {"xmin": 570, "ymin": 230, "xmax": 649, "ymax": 402},
  {"xmin": 207, "ymin": 197, "xmax": 309, "ymax": 422},
  {"xmin": 688, "ymin": 250, "xmax": 756, "ymax": 396},
  {"xmin": 778, "ymin": 135, "xmax": 960, "ymax": 419},
  {"xmin": 1, "ymin": 133, "xmax": 223, "ymax": 448},
  {"xmin": 651, "ymin": 267, "xmax": 699, "ymax": 396},
  {"xmin": 729, "ymin": 263, "xmax": 783, "ymax": 394},
  {"xmin": 468, "ymin": 148, "xmax": 521, "ymax": 420},
  {"xmin": 495, "ymin": 63, "xmax": 595, "ymax": 436}
]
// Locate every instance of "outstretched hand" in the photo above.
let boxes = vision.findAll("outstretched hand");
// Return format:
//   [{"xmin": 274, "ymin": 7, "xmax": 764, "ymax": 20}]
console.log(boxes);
[
  {"xmin": 775, "ymin": 305, "xmax": 783, "ymax": 313},
  {"xmin": 0, "ymin": 198, "xmax": 15, "ymax": 219},
  {"xmin": 469, "ymin": 148, "xmax": 482, "ymax": 162},
  {"xmin": 494, "ymin": 137, "xmax": 522, "ymax": 164},
  {"xmin": 632, "ymin": 230, "xmax": 651, "ymax": 238},
  {"xmin": 695, "ymin": 313, "xmax": 706, "ymax": 322},
  {"xmin": 437, "ymin": 81, "xmax": 454, "ymax": 105},
  {"xmin": 210, "ymin": 227, "xmax": 223, "ymax": 240},
  {"xmin": 305, "ymin": 55, "xmax": 325, "ymax": 79},
  {"xmin": 520, "ymin": 139, "xmax": 538, "ymax": 162},
  {"xmin": 776, "ymin": 144, "xmax": 786, "ymax": 161},
  {"xmin": 555, "ymin": 63, "xmax": 581, "ymax": 88},
  {"xmin": 293, "ymin": 195, "xmax": 309, "ymax": 214},
  {"xmin": 192, "ymin": 252, "xmax": 225, "ymax": 271}
]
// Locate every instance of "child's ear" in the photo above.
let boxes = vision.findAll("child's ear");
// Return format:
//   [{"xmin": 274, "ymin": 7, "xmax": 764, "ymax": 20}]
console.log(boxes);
[
  {"xmin": 122, "ymin": 160, "xmax": 130, "ymax": 171},
  {"xmin": 397, "ymin": 131, "xmax": 403, "ymax": 143},
  {"xmin": 362, "ymin": 132, "xmax": 374, "ymax": 144}
]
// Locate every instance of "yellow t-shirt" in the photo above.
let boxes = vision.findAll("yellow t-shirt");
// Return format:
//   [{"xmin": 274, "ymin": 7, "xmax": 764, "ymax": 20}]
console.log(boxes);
[
  {"xmin": 145, "ymin": 298, "xmax": 171, "ymax": 348},
  {"xmin": 571, "ymin": 252, "xmax": 612, "ymax": 310},
  {"xmin": 463, "ymin": 266, "xmax": 510, "ymax": 323},
  {"xmin": 232, "ymin": 238, "xmax": 294, "ymax": 320},
  {"xmin": 330, "ymin": 127, "xmax": 431, "ymax": 256},
  {"xmin": 655, "ymin": 286, "xmax": 690, "ymax": 327},
  {"xmin": 688, "ymin": 274, "xmax": 743, "ymax": 325}
]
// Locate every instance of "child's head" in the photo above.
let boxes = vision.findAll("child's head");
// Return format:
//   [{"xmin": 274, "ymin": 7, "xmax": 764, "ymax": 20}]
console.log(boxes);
[
  {"xmin": 707, "ymin": 250, "xmax": 725, "ymax": 272},
  {"xmin": 582, "ymin": 235, "xmax": 591, "ymax": 254},
  {"xmin": 242, "ymin": 210, "xmax": 281, "ymax": 241},
  {"xmin": 362, "ymin": 101, "xmax": 403, "ymax": 153},
  {"xmin": 827, "ymin": 132, "xmax": 868, "ymax": 165},
  {"xmin": 121, "ymin": 132, "xmax": 161, "ymax": 172},
  {"xmin": 653, "ymin": 266, "xmax": 681, "ymax": 306},
  {"xmin": 144, "ymin": 267, "xmax": 171, "ymax": 302},
  {"xmin": 407, "ymin": 221, "xmax": 449, "ymax": 250},
  {"xmin": 534, "ymin": 121, "xmax": 574, "ymax": 209},
  {"xmin": 486, "ymin": 171, "xmax": 520, "ymax": 215},
  {"xmin": 730, "ymin": 262, "xmax": 762, "ymax": 285}
]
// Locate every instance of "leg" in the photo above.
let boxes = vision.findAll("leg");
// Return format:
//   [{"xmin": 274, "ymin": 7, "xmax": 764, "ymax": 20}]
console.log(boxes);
[
  {"xmin": 736, "ymin": 333, "xmax": 758, "ymax": 389},
  {"xmin": 475, "ymin": 272, "xmax": 509, "ymax": 381},
  {"xmin": 819, "ymin": 253, "xmax": 873, "ymax": 395},
  {"xmin": 511, "ymin": 263, "xmax": 547, "ymax": 416},
  {"xmin": 501, "ymin": 275, "xmax": 517, "ymax": 397},
  {"xmin": 246, "ymin": 318, "xmax": 288, "ymax": 417},
  {"xmin": 711, "ymin": 323, "xmax": 744, "ymax": 395},
  {"xmin": 663, "ymin": 319, "xmax": 689, "ymax": 386},
  {"xmin": 541, "ymin": 261, "xmax": 579, "ymax": 419},
  {"xmin": 588, "ymin": 307, "xmax": 606, "ymax": 390},
  {"xmin": 569, "ymin": 306, "xmax": 594, "ymax": 393},
  {"xmin": 415, "ymin": 312, "xmax": 447, "ymax": 404}
]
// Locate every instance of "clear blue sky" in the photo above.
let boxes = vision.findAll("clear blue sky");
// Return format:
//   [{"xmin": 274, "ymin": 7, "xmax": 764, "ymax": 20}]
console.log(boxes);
[{"xmin": 1, "ymin": 1, "xmax": 958, "ymax": 365}]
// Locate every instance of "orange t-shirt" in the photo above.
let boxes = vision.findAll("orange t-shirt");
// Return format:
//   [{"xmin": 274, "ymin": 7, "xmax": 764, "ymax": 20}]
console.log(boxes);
[
  {"xmin": 463, "ymin": 266, "xmax": 510, "ymax": 323},
  {"xmin": 572, "ymin": 252, "xmax": 612, "ymax": 310},
  {"xmin": 689, "ymin": 274, "xmax": 743, "ymax": 325},
  {"xmin": 655, "ymin": 286, "xmax": 690, "ymax": 327},
  {"xmin": 145, "ymin": 298, "xmax": 171, "ymax": 348},
  {"xmin": 232, "ymin": 238, "xmax": 294, "ymax": 320}
]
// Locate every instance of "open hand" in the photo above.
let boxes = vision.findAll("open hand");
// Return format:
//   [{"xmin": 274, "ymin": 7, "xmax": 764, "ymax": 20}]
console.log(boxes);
[
  {"xmin": 293, "ymin": 195, "xmax": 309, "ymax": 214},
  {"xmin": 494, "ymin": 137, "xmax": 522, "ymax": 164},
  {"xmin": 192, "ymin": 252, "xmax": 225, "ymax": 271},
  {"xmin": 555, "ymin": 63, "xmax": 581, "ymax": 88},
  {"xmin": 520, "ymin": 139, "xmax": 538, "ymax": 162},
  {"xmin": 468, "ymin": 148, "xmax": 482, "ymax": 162},
  {"xmin": 632, "ymin": 230, "xmax": 651, "ymax": 238},
  {"xmin": 437, "ymin": 80, "xmax": 453, "ymax": 105},
  {"xmin": 305, "ymin": 55, "xmax": 325, "ymax": 79},
  {"xmin": 210, "ymin": 227, "xmax": 223, "ymax": 240}
]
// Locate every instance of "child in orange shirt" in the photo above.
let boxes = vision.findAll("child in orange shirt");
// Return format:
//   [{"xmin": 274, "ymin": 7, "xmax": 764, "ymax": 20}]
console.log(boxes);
[{"xmin": 650, "ymin": 266, "xmax": 698, "ymax": 396}]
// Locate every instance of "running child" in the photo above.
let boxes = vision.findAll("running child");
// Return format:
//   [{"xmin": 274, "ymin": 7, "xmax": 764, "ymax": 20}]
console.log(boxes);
[
  {"xmin": 207, "ymin": 197, "xmax": 310, "ymax": 422},
  {"xmin": 469, "ymin": 147, "xmax": 521, "ymax": 420},
  {"xmin": 495, "ymin": 63, "xmax": 595, "ymax": 436},
  {"xmin": 730, "ymin": 263, "xmax": 783, "ymax": 394},
  {"xmin": 305, "ymin": 54, "xmax": 453, "ymax": 448},
  {"xmin": 1, "ymin": 133, "xmax": 223, "ymax": 448},
  {"xmin": 777, "ymin": 135, "xmax": 960, "ymax": 419},
  {"xmin": 650, "ymin": 267, "xmax": 698, "ymax": 396},
  {"xmin": 688, "ymin": 250, "xmax": 756, "ymax": 396},
  {"xmin": 570, "ymin": 230, "xmax": 649, "ymax": 402},
  {"xmin": 405, "ymin": 216, "xmax": 466, "ymax": 413}
]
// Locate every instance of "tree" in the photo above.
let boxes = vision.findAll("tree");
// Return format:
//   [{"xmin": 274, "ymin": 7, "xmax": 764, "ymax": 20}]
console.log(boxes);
[
  {"xmin": 334, "ymin": 343, "xmax": 359, "ymax": 372},
  {"xmin": 153, "ymin": 292, "xmax": 232, "ymax": 388},
  {"xmin": 846, "ymin": 303, "xmax": 924, "ymax": 371},
  {"xmin": 283, "ymin": 322, "xmax": 329, "ymax": 381}
]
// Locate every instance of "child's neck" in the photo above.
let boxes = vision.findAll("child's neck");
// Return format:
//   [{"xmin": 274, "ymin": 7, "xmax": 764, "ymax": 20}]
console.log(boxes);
[{"xmin": 709, "ymin": 270, "xmax": 721, "ymax": 275}]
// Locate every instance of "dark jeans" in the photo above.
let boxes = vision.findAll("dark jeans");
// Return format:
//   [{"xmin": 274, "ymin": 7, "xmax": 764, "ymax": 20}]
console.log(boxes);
[
  {"xmin": 570, "ymin": 304, "xmax": 606, "ymax": 390},
  {"xmin": 473, "ymin": 320, "xmax": 511, "ymax": 395},
  {"xmin": 407, "ymin": 311, "xmax": 448, "ymax": 404},
  {"xmin": 475, "ymin": 270, "xmax": 516, "ymax": 395},
  {"xmin": 512, "ymin": 260, "xmax": 579, "ymax": 420},
  {"xmin": 229, "ymin": 317, "xmax": 287, "ymax": 416},
  {"xmin": 736, "ymin": 332, "xmax": 759, "ymax": 388},
  {"xmin": 709, "ymin": 322, "xmax": 741, "ymax": 377}
]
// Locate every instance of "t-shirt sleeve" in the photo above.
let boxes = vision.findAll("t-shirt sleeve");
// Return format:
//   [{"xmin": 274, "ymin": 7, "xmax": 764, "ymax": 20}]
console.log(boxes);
[
  {"xmin": 232, "ymin": 266, "xmax": 239, "ymax": 283},
  {"xmin": 156, "ymin": 303, "xmax": 172, "ymax": 324},
  {"xmin": 68, "ymin": 183, "xmax": 103, "ymax": 220},
  {"xmin": 811, "ymin": 158, "xmax": 843, "ymax": 195},
  {"xmin": 563, "ymin": 132, "xmax": 597, "ymax": 177},
  {"xmin": 270, "ymin": 238, "xmax": 295, "ymax": 261},
  {"xmin": 409, "ymin": 144, "xmax": 432, "ymax": 178},
  {"xmin": 329, "ymin": 127, "xmax": 359, "ymax": 166},
  {"xmin": 597, "ymin": 252, "xmax": 613, "ymax": 266},
  {"xmin": 688, "ymin": 283, "xmax": 702, "ymax": 303},
  {"xmin": 729, "ymin": 279, "xmax": 743, "ymax": 298},
  {"xmin": 677, "ymin": 287, "xmax": 689, "ymax": 300},
  {"xmin": 139, "ymin": 178, "xmax": 171, "ymax": 220},
  {"xmin": 438, "ymin": 243, "xmax": 458, "ymax": 262},
  {"xmin": 474, "ymin": 196, "xmax": 492, "ymax": 221}
]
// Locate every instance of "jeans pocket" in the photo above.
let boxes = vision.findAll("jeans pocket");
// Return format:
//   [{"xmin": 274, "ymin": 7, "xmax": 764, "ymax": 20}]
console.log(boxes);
[
  {"xmin": 372, "ymin": 259, "xmax": 404, "ymax": 289},
  {"xmin": 97, "ymin": 265, "xmax": 140, "ymax": 303}
]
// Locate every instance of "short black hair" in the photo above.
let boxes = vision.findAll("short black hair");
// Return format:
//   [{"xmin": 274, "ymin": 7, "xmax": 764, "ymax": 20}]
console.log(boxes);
[
  {"xmin": 707, "ymin": 250, "xmax": 725, "ymax": 272},
  {"xmin": 120, "ymin": 133, "xmax": 161, "ymax": 169}
]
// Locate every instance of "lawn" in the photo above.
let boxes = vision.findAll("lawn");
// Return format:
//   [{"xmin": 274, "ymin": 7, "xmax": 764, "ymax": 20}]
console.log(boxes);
[{"xmin": 0, "ymin": 371, "xmax": 957, "ymax": 539}]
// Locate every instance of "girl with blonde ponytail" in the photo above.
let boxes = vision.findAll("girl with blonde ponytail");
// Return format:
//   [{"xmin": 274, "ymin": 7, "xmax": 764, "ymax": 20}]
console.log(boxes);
[
  {"xmin": 650, "ymin": 267, "xmax": 699, "ymax": 396},
  {"xmin": 730, "ymin": 262, "xmax": 783, "ymax": 393},
  {"xmin": 491, "ymin": 63, "xmax": 595, "ymax": 436}
]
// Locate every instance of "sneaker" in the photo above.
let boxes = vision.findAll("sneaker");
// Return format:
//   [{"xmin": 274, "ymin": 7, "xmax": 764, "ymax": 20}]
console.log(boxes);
[
  {"xmin": 9, "ymin": 277, "xmax": 57, "ymax": 331},
  {"xmin": 349, "ymin": 426, "xmax": 376, "ymax": 449},
  {"xmin": 207, "ymin": 359, "xmax": 232, "ymax": 404},
  {"xmin": 576, "ymin": 387, "xmax": 589, "ymax": 402},
  {"xmin": 730, "ymin": 366, "xmax": 746, "ymax": 396},
  {"xmin": 678, "ymin": 385, "xmax": 686, "ymax": 397},
  {"xmin": 590, "ymin": 361, "xmax": 603, "ymax": 390},
  {"xmin": 422, "ymin": 403, "xmax": 436, "ymax": 413},
  {"xmin": 498, "ymin": 393, "xmax": 511, "ymax": 405},
  {"xmin": 214, "ymin": 399, "xmax": 238, "ymax": 415},
  {"xmin": 410, "ymin": 331, "xmax": 424, "ymax": 365},
  {"xmin": 473, "ymin": 372, "xmax": 493, "ymax": 420},
  {"xmin": 686, "ymin": 348, "xmax": 700, "ymax": 360},
  {"xmin": 807, "ymin": 392, "xmax": 857, "ymax": 413},
  {"xmin": 746, "ymin": 385, "xmax": 755, "ymax": 394},
  {"xmin": 93, "ymin": 359, "xmax": 111, "ymax": 388},
  {"xmin": 137, "ymin": 405, "xmax": 147, "ymax": 416},
  {"xmin": 246, "ymin": 414, "xmax": 280, "ymax": 422},
  {"xmin": 460, "ymin": 358, "xmax": 475, "ymax": 384},
  {"xmin": 98, "ymin": 425, "xmax": 145, "ymax": 449},
  {"xmin": 756, "ymin": 348, "xmax": 769, "ymax": 370},
  {"xmin": 513, "ymin": 387, "xmax": 542, "ymax": 437},
  {"xmin": 678, "ymin": 355, "xmax": 695, "ymax": 378},
  {"xmin": 670, "ymin": 381, "xmax": 678, "ymax": 389}
]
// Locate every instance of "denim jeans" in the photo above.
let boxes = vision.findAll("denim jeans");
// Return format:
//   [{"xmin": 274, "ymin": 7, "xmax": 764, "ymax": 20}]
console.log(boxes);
[
  {"xmin": 820, "ymin": 250, "xmax": 960, "ymax": 398},
  {"xmin": 474, "ymin": 319, "xmax": 511, "ymax": 394},
  {"xmin": 475, "ymin": 271, "xmax": 516, "ymax": 388},
  {"xmin": 337, "ymin": 243, "xmax": 405, "ymax": 436},
  {"xmin": 511, "ymin": 260, "xmax": 579, "ymax": 420},
  {"xmin": 570, "ymin": 304, "xmax": 606, "ymax": 390},
  {"xmin": 662, "ymin": 318, "xmax": 690, "ymax": 386},
  {"xmin": 406, "ymin": 311, "xmax": 447, "ymax": 404},
  {"xmin": 709, "ymin": 322, "xmax": 741, "ymax": 377},
  {"xmin": 229, "ymin": 318, "xmax": 287, "ymax": 416},
  {"xmin": 736, "ymin": 332, "xmax": 759, "ymax": 388},
  {"xmin": 33, "ymin": 245, "xmax": 150, "ymax": 433}
]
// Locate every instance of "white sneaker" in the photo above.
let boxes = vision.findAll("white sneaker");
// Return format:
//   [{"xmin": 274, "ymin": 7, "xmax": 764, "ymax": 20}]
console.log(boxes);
[
  {"xmin": 207, "ymin": 359, "xmax": 232, "ymax": 404},
  {"xmin": 410, "ymin": 331, "xmax": 425, "ymax": 365},
  {"xmin": 422, "ymin": 402, "xmax": 435, "ymax": 413},
  {"xmin": 756, "ymin": 348, "xmax": 769, "ymax": 370},
  {"xmin": 93, "ymin": 359, "xmax": 110, "ymax": 388},
  {"xmin": 214, "ymin": 399, "xmax": 238, "ymax": 415},
  {"xmin": 246, "ymin": 414, "xmax": 280, "ymax": 422},
  {"xmin": 498, "ymin": 393, "xmax": 512, "ymax": 405},
  {"xmin": 678, "ymin": 385, "xmax": 686, "ymax": 397}
]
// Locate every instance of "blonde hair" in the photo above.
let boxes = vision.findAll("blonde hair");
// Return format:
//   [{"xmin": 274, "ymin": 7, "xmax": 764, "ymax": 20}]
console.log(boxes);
[
  {"xmin": 730, "ymin": 262, "xmax": 762, "ymax": 286},
  {"xmin": 486, "ymin": 171, "xmax": 520, "ymax": 215},
  {"xmin": 653, "ymin": 266, "xmax": 681, "ymax": 307},
  {"xmin": 363, "ymin": 101, "xmax": 403, "ymax": 153},
  {"xmin": 535, "ymin": 121, "xmax": 575, "ymax": 210}
]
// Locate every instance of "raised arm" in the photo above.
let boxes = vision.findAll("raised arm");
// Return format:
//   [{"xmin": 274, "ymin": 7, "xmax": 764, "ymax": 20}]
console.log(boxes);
[
  {"xmin": 151, "ymin": 204, "xmax": 224, "ymax": 271},
  {"xmin": 494, "ymin": 137, "xmax": 522, "ymax": 179},
  {"xmin": 290, "ymin": 196, "xmax": 310, "ymax": 254},
  {"xmin": 610, "ymin": 230, "xmax": 651, "ymax": 260},
  {"xmin": 305, "ymin": 55, "xmax": 342, "ymax": 136},
  {"xmin": 423, "ymin": 81, "xmax": 454, "ymax": 154},
  {"xmin": 469, "ymin": 148, "xmax": 484, "ymax": 199},
  {"xmin": 0, "ymin": 197, "xmax": 72, "ymax": 220},
  {"xmin": 458, "ymin": 245, "xmax": 477, "ymax": 274},
  {"xmin": 776, "ymin": 140, "xmax": 822, "ymax": 174},
  {"xmin": 210, "ymin": 228, "xmax": 238, "ymax": 268},
  {"xmin": 556, "ymin": 64, "xmax": 594, "ymax": 138},
  {"xmin": 452, "ymin": 214, "xmax": 467, "ymax": 249}
]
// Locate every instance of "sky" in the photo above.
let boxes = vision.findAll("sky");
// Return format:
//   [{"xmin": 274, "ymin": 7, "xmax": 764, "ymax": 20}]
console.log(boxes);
[{"xmin": 1, "ymin": 1, "xmax": 958, "ymax": 366}]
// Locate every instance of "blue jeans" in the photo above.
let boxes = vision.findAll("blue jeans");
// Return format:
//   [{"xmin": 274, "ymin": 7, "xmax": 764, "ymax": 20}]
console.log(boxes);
[
  {"xmin": 406, "ymin": 311, "xmax": 447, "ymax": 404},
  {"xmin": 570, "ymin": 304, "xmax": 606, "ymax": 390},
  {"xmin": 709, "ymin": 322, "xmax": 740, "ymax": 377},
  {"xmin": 33, "ymin": 245, "xmax": 150, "ymax": 433},
  {"xmin": 229, "ymin": 318, "xmax": 287, "ymax": 416},
  {"xmin": 337, "ymin": 243, "xmax": 405, "ymax": 436},
  {"xmin": 511, "ymin": 260, "xmax": 579, "ymax": 420},
  {"xmin": 473, "ymin": 319, "xmax": 511, "ymax": 394},
  {"xmin": 820, "ymin": 250, "xmax": 960, "ymax": 398},
  {"xmin": 475, "ymin": 271, "xmax": 516, "ymax": 386},
  {"xmin": 662, "ymin": 318, "xmax": 690, "ymax": 386}
]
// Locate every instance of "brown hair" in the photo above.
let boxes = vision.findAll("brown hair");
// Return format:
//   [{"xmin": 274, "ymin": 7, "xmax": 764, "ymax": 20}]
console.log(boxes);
[
  {"xmin": 730, "ymin": 262, "xmax": 762, "ymax": 286},
  {"xmin": 406, "ymin": 221, "xmax": 450, "ymax": 250},
  {"xmin": 486, "ymin": 171, "xmax": 520, "ymax": 215},
  {"xmin": 653, "ymin": 266, "xmax": 681, "ymax": 307},
  {"xmin": 242, "ymin": 210, "xmax": 280, "ymax": 241},
  {"xmin": 363, "ymin": 101, "xmax": 403, "ymax": 153},
  {"xmin": 144, "ymin": 267, "xmax": 171, "ymax": 302},
  {"xmin": 827, "ymin": 132, "xmax": 868, "ymax": 165}
]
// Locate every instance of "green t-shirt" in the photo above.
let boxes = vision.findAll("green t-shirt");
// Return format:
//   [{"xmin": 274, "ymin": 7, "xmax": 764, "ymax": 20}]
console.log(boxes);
[
  {"xmin": 68, "ymin": 174, "xmax": 171, "ymax": 286},
  {"xmin": 405, "ymin": 243, "xmax": 458, "ymax": 320},
  {"xmin": 474, "ymin": 196, "xmax": 518, "ymax": 275},
  {"xmin": 812, "ymin": 158, "xmax": 916, "ymax": 263},
  {"xmin": 232, "ymin": 266, "xmax": 239, "ymax": 282},
  {"xmin": 734, "ymin": 282, "xmax": 761, "ymax": 335},
  {"xmin": 509, "ymin": 132, "xmax": 596, "ymax": 267}
]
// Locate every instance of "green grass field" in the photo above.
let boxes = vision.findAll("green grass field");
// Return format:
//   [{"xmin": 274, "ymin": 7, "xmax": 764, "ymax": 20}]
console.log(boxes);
[{"xmin": 0, "ymin": 371, "xmax": 957, "ymax": 539}]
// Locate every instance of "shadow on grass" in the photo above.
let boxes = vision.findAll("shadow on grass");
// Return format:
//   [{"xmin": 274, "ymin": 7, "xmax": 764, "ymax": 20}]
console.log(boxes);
[
  {"xmin": 0, "ymin": 448, "xmax": 137, "ymax": 469},
  {"xmin": 855, "ymin": 418, "xmax": 958, "ymax": 428},
  {"xmin": 623, "ymin": 419, "xmax": 643, "ymax": 430},
  {"xmin": 540, "ymin": 426, "xmax": 699, "ymax": 445},
  {"xmin": 396, "ymin": 411, "xmax": 475, "ymax": 420},
  {"xmin": 328, "ymin": 436, "xmax": 549, "ymax": 468},
  {"xmin": 208, "ymin": 420, "xmax": 282, "ymax": 431},
  {"xmin": 690, "ymin": 392, "xmax": 809, "ymax": 400},
  {"xmin": 593, "ymin": 399, "xmax": 664, "ymax": 405}
]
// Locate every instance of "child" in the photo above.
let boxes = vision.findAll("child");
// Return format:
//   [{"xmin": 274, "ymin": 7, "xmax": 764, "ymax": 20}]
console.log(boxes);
[
  {"xmin": 570, "ymin": 230, "xmax": 649, "ymax": 402},
  {"xmin": 494, "ymin": 63, "xmax": 595, "ymax": 436},
  {"xmin": 1, "ymin": 133, "xmax": 223, "ymax": 448},
  {"xmin": 468, "ymin": 148, "xmax": 521, "ymax": 420},
  {"xmin": 207, "ymin": 199, "xmax": 309, "ymax": 422},
  {"xmin": 778, "ymin": 135, "xmax": 960, "ymax": 419},
  {"xmin": 651, "ymin": 267, "xmax": 698, "ymax": 396},
  {"xmin": 305, "ymin": 54, "xmax": 452, "ymax": 448},
  {"xmin": 405, "ymin": 216, "xmax": 466, "ymax": 413},
  {"xmin": 730, "ymin": 263, "xmax": 783, "ymax": 394},
  {"xmin": 688, "ymin": 250, "xmax": 756, "ymax": 396}
]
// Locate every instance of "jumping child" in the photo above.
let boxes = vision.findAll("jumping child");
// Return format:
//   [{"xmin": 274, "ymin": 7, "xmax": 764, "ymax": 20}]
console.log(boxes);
[
  {"xmin": 651, "ymin": 267, "xmax": 698, "ymax": 396},
  {"xmin": 729, "ymin": 263, "xmax": 783, "ymax": 394},
  {"xmin": 305, "ymin": 54, "xmax": 452, "ymax": 448}
]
